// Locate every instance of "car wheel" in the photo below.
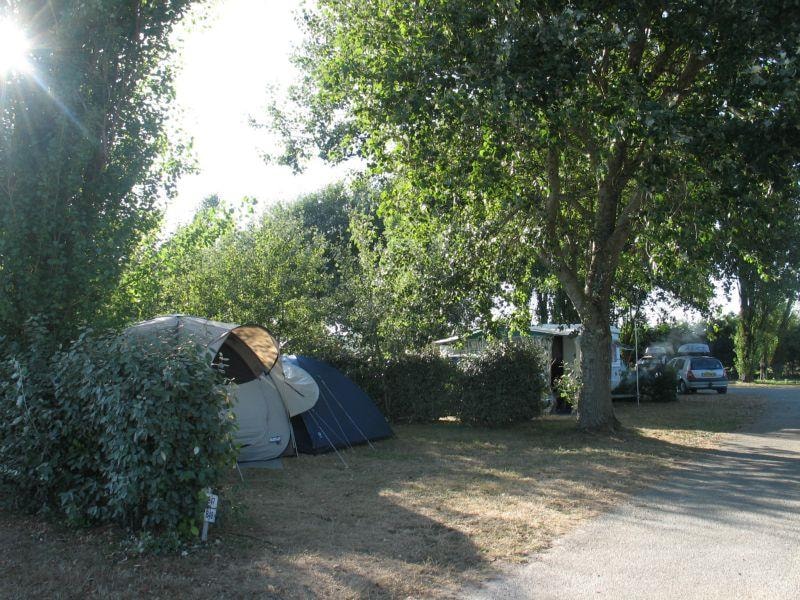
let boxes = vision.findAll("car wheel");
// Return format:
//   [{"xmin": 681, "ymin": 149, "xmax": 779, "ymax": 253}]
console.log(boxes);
[
  {"xmin": 718, "ymin": 388, "xmax": 727, "ymax": 394},
  {"xmin": 678, "ymin": 380, "xmax": 688, "ymax": 395}
]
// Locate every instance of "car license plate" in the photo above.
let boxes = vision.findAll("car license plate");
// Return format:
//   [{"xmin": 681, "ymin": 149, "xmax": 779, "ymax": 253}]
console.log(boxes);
[{"xmin": 702, "ymin": 371, "xmax": 715, "ymax": 377}]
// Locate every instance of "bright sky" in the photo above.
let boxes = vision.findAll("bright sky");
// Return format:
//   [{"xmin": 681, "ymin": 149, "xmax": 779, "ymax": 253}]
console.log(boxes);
[
  {"xmin": 647, "ymin": 283, "xmax": 739, "ymax": 321},
  {"xmin": 167, "ymin": 0, "xmax": 354, "ymax": 229}
]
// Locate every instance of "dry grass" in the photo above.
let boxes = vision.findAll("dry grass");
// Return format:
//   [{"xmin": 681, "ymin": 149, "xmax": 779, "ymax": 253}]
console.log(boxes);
[{"xmin": 0, "ymin": 389, "xmax": 766, "ymax": 599}]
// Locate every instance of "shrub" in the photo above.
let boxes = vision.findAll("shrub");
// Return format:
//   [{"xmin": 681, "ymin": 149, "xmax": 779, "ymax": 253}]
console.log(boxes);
[
  {"xmin": 0, "ymin": 321, "xmax": 236, "ymax": 539},
  {"xmin": 312, "ymin": 343, "xmax": 460, "ymax": 423},
  {"xmin": 639, "ymin": 365, "xmax": 678, "ymax": 403},
  {"xmin": 555, "ymin": 365, "xmax": 582, "ymax": 409},
  {"xmin": 0, "ymin": 319, "xmax": 64, "ymax": 510},
  {"xmin": 382, "ymin": 351, "xmax": 460, "ymax": 423},
  {"xmin": 457, "ymin": 340, "xmax": 548, "ymax": 427}
]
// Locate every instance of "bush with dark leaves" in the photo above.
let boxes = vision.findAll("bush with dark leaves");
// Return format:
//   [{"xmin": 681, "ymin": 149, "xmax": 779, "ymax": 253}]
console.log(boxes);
[{"xmin": 0, "ymin": 320, "xmax": 236, "ymax": 539}]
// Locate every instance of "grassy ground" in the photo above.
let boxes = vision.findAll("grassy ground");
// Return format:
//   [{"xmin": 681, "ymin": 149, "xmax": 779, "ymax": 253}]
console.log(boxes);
[
  {"xmin": 0, "ymin": 390, "xmax": 766, "ymax": 599},
  {"xmin": 749, "ymin": 379, "xmax": 800, "ymax": 386}
]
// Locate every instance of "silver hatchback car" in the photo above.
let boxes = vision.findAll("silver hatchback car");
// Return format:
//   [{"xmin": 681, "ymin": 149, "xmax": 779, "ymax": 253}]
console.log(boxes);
[{"xmin": 667, "ymin": 355, "xmax": 728, "ymax": 394}]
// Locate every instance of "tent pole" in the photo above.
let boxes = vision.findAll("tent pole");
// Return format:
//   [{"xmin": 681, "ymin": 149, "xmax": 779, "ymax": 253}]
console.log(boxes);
[
  {"xmin": 285, "ymin": 402, "xmax": 300, "ymax": 458},
  {"xmin": 306, "ymin": 409, "xmax": 349, "ymax": 468},
  {"xmin": 234, "ymin": 453, "xmax": 245, "ymax": 482},
  {"xmin": 307, "ymin": 409, "xmax": 348, "ymax": 450},
  {"xmin": 320, "ymin": 386, "xmax": 354, "ymax": 450},
  {"xmin": 319, "ymin": 377, "xmax": 376, "ymax": 450},
  {"xmin": 291, "ymin": 425, "xmax": 300, "ymax": 458},
  {"xmin": 279, "ymin": 387, "xmax": 300, "ymax": 458}
]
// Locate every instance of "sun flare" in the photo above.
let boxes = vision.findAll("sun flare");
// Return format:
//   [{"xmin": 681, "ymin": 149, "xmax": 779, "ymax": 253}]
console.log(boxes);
[{"xmin": 0, "ymin": 19, "xmax": 31, "ymax": 74}]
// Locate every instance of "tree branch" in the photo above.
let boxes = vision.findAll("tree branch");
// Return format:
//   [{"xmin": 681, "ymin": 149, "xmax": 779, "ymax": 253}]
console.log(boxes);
[
  {"xmin": 545, "ymin": 144, "xmax": 561, "ymax": 241},
  {"xmin": 569, "ymin": 123, "xmax": 600, "ymax": 173},
  {"xmin": 660, "ymin": 52, "xmax": 712, "ymax": 106},
  {"xmin": 527, "ymin": 145, "xmax": 592, "ymax": 318},
  {"xmin": 535, "ymin": 249, "xmax": 588, "ymax": 319},
  {"xmin": 604, "ymin": 187, "xmax": 648, "ymax": 272},
  {"xmin": 626, "ymin": 26, "xmax": 648, "ymax": 73},
  {"xmin": 645, "ymin": 43, "xmax": 677, "ymax": 85}
]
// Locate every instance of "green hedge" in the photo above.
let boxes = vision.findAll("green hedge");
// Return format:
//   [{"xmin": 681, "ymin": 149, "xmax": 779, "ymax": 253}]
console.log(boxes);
[
  {"xmin": 311, "ymin": 344, "xmax": 460, "ymax": 423},
  {"xmin": 382, "ymin": 351, "xmax": 460, "ymax": 423},
  {"xmin": 0, "ymin": 320, "xmax": 236, "ymax": 538},
  {"xmin": 613, "ymin": 364, "xmax": 678, "ymax": 403},
  {"xmin": 316, "ymin": 339, "xmax": 547, "ymax": 427},
  {"xmin": 457, "ymin": 340, "xmax": 548, "ymax": 427}
]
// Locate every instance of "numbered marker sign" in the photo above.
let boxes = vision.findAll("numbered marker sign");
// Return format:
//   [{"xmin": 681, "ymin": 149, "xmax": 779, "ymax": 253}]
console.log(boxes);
[{"xmin": 204, "ymin": 492, "xmax": 219, "ymax": 523}]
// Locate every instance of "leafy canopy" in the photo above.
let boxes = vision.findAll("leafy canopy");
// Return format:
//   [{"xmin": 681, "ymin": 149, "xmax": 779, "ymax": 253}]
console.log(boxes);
[
  {"xmin": 0, "ymin": 1, "xmax": 196, "ymax": 342},
  {"xmin": 283, "ymin": 0, "xmax": 800, "ymax": 429}
]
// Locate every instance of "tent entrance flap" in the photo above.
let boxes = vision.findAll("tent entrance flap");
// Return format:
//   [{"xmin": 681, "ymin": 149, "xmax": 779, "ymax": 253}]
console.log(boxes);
[
  {"xmin": 233, "ymin": 376, "xmax": 291, "ymax": 462},
  {"xmin": 214, "ymin": 333, "xmax": 264, "ymax": 383},
  {"xmin": 272, "ymin": 359, "xmax": 319, "ymax": 416},
  {"xmin": 231, "ymin": 325, "xmax": 279, "ymax": 372}
]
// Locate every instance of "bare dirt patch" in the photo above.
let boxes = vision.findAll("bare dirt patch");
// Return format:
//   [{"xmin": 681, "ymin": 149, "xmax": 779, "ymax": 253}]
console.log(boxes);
[{"xmin": 0, "ymin": 391, "xmax": 765, "ymax": 599}]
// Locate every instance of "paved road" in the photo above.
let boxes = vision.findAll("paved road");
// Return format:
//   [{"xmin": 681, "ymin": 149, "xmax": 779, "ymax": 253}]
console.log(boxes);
[{"xmin": 469, "ymin": 385, "xmax": 800, "ymax": 600}]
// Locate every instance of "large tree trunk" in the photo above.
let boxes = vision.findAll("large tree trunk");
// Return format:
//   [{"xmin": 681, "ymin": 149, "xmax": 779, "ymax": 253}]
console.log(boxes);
[
  {"xmin": 737, "ymin": 276, "xmax": 756, "ymax": 382},
  {"xmin": 577, "ymin": 315, "xmax": 619, "ymax": 431},
  {"xmin": 539, "ymin": 145, "xmax": 642, "ymax": 433},
  {"xmin": 737, "ymin": 324, "xmax": 756, "ymax": 382}
]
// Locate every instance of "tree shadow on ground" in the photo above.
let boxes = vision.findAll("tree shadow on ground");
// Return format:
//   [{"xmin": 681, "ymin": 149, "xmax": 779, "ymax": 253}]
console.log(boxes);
[
  {"xmin": 2, "ymin": 387, "xmax": 794, "ymax": 599},
  {"xmin": 612, "ymin": 385, "xmax": 770, "ymax": 433}
]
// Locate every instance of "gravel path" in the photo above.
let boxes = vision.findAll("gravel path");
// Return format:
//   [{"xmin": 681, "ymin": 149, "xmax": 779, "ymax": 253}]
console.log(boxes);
[{"xmin": 468, "ymin": 385, "xmax": 800, "ymax": 600}]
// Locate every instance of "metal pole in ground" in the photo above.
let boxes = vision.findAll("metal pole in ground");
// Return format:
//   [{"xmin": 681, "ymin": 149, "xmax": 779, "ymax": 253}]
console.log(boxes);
[{"xmin": 634, "ymin": 312, "xmax": 640, "ymax": 406}]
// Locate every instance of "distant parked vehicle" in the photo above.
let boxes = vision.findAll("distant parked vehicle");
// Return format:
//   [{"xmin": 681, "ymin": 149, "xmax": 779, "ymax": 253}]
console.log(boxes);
[
  {"xmin": 644, "ymin": 344, "xmax": 673, "ymax": 363},
  {"xmin": 668, "ymin": 355, "xmax": 727, "ymax": 394},
  {"xmin": 676, "ymin": 343, "xmax": 711, "ymax": 356},
  {"xmin": 637, "ymin": 355, "xmax": 664, "ymax": 371}
]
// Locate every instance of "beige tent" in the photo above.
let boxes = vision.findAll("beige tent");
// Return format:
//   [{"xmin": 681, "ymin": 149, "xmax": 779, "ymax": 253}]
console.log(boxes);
[{"xmin": 126, "ymin": 315, "xmax": 319, "ymax": 462}]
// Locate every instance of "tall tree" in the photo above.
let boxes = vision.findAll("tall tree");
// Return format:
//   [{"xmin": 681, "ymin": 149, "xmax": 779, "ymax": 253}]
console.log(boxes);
[
  {"xmin": 0, "ymin": 1, "xmax": 196, "ymax": 342},
  {"xmin": 184, "ymin": 206, "xmax": 331, "ymax": 350},
  {"xmin": 693, "ymin": 115, "xmax": 800, "ymax": 381},
  {"xmin": 281, "ymin": 1, "xmax": 800, "ymax": 430},
  {"xmin": 288, "ymin": 181, "xmax": 504, "ymax": 356},
  {"xmin": 110, "ymin": 197, "xmax": 235, "ymax": 324},
  {"xmin": 772, "ymin": 310, "xmax": 800, "ymax": 378}
]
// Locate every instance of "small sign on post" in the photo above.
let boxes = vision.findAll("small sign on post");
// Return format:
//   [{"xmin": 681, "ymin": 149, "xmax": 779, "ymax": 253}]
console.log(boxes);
[{"xmin": 201, "ymin": 489, "xmax": 219, "ymax": 542}]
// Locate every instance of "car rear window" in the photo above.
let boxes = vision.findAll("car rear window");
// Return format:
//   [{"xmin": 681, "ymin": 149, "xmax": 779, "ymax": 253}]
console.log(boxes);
[{"xmin": 691, "ymin": 358, "xmax": 723, "ymax": 370}]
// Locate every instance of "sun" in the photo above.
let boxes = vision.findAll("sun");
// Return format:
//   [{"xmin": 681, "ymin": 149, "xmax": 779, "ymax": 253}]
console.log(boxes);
[{"xmin": 0, "ymin": 19, "xmax": 31, "ymax": 75}]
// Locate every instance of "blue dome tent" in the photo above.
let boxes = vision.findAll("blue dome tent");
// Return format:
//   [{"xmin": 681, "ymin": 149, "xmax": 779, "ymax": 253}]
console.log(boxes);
[{"xmin": 283, "ymin": 355, "xmax": 394, "ymax": 454}]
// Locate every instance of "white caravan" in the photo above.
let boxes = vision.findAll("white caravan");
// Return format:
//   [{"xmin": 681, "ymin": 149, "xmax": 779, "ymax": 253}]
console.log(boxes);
[{"xmin": 529, "ymin": 323, "xmax": 626, "ymax": 396}]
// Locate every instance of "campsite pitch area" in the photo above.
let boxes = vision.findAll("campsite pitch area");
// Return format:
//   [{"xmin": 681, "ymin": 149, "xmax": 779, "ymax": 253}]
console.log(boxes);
[{"xmin": 0, "ymin": 389, "xmax": 764, "ymax": 599}]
